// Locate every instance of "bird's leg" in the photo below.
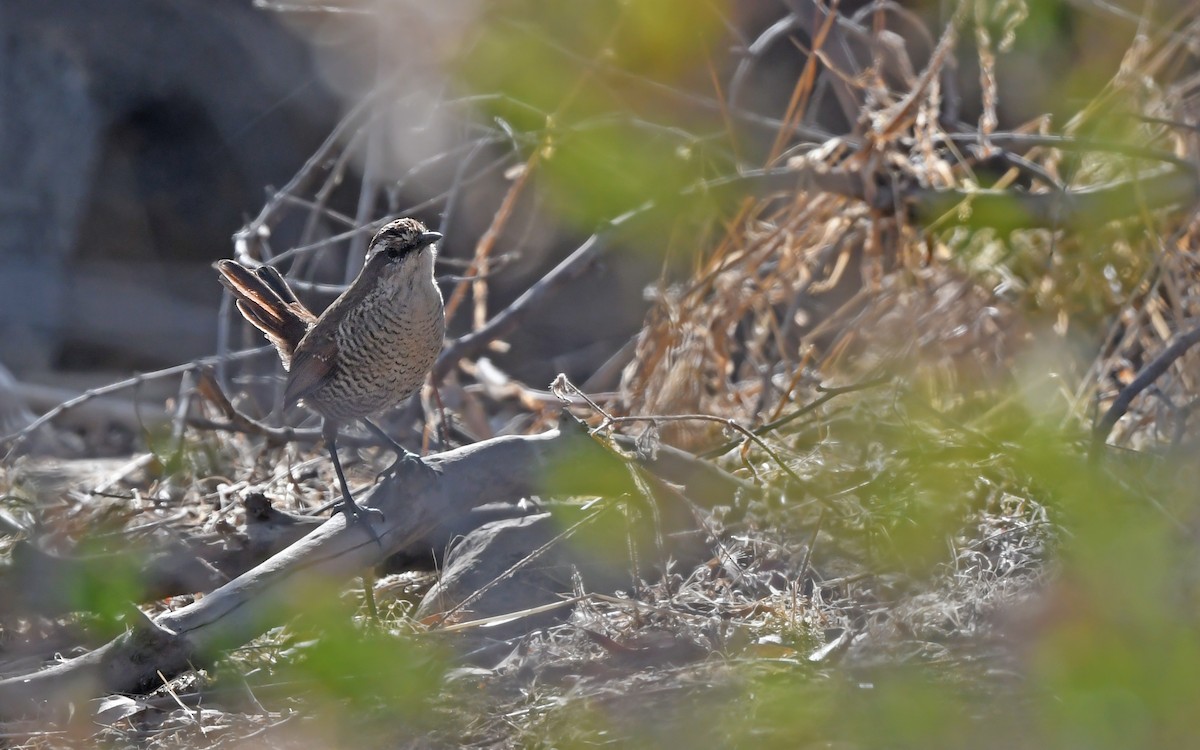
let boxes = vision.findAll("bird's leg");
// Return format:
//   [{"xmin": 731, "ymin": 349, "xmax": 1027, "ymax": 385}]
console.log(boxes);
[
  {"xmin": 361, "ymin": 418, "xmax": 419, "ymax": 460},
  {"xmin": 324, "ymin": 424, "xmax": 383, "ymax": 622},
  {"xmin": 361, "ymin": 418, "xmax": 436, "ymax": 480},
  {"xmin": 324, "ymin": 422, "xmax": 385, "ymax": 548}
]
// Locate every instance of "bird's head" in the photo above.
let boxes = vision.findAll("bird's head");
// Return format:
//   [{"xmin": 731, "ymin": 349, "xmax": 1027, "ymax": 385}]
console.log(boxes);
[{"xmin": 365, "ymin": 217, "xmax": 442, "ymax": 286}]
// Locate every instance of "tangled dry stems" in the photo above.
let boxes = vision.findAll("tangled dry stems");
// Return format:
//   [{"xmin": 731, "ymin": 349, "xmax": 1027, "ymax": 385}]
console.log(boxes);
[{"xmin": 5, "ymin": 2, "xmax": 1200, "ymax": 747}]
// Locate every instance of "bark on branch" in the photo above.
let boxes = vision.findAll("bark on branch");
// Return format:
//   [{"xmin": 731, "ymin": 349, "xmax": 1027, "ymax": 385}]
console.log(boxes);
[
  {"xmin": 0, "ymin": 425, "xmax": 746, "ymax": 719},
  {"xmin": 0, "ymin": 430, "xmax": 569, "ymax": 717}
]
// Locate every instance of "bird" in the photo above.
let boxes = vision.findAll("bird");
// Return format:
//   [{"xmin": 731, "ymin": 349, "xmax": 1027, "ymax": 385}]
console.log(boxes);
[{"xmin": 215, "ymin": 217, "xmax": 445, "ymax": 541}]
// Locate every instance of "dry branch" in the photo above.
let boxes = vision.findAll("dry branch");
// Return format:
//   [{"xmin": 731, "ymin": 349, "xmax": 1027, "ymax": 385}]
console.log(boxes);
[
  {"xmin": 908, "ymin": 166, "xmax": 1200, "ymax": 230},
  {"xmin": 1092, "ymin": 322, "xmax": 1200, "ymax": 449},
  {"xmin": 706, "ymin": 164, "xmax": 1200, "ymax": 230},
  {"xmin": 0, "ymin": 423, "xmax": 746, "ymax": 718},
  {"xmin": 0, "ymin": 430, "xmax": 564, "ymax": 716},
  {"xmin": 432, "ymin": 215, "xmax": 635, "ymax": 381}
]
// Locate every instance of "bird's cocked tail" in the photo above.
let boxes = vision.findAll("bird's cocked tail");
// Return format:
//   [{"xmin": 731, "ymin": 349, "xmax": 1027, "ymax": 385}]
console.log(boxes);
[{"xmin": 214, "ymin": 260, "xmax": 316, "ymax": 368}]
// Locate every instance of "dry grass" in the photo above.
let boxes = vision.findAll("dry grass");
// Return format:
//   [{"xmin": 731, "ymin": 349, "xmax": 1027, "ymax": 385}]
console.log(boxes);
[{"xmin": 5, "ymin": 1, "xmax": 1200, "ymax": 747}]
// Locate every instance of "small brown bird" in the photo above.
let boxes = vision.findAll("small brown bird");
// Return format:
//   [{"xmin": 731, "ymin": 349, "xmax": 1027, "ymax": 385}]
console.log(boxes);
[{"xmin": 215, "ymin": 218, "xmax": 445, "ymax": 537}]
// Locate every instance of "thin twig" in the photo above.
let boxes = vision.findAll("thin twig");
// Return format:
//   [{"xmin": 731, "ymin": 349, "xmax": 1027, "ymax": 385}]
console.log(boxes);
[
  {"xmin": 552, "ymin": 374, "xmax": 809, "ymax": 487},
  {"xmin": 699, "ymin": 375, "xmax": 892, "ymax": 458},
  {"xmin": 1, "ymin": 347, "xmax": 270, "ymax": 462},
  {"xmin": 432, "ymin": 205, "xmax": 643, "ymax": 380},
  {"xmin": 1092, "ymin": 322, "xmax": 1200, "ymax": 448}
]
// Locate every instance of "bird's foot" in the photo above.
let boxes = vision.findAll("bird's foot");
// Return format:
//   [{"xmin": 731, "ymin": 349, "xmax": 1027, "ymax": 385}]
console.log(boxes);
[
  {"xmin": 336, "ymin": 498, "xmax": 386, "ymax": 548},
  {"xmin": 376, "ymin": 448, "xmax": 439, "ymax": 483}
]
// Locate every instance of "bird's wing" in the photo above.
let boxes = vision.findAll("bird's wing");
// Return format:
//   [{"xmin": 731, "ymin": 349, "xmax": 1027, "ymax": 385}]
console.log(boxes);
[{"xmin": 283, "ymin": 333, "xmax": 338, "ymax": 409}]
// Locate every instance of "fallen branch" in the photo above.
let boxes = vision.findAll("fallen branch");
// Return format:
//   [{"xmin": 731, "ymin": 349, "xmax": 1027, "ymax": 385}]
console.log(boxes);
[
  {"xmin": 0, "ymin": 423, "xmax": 729, "ymax": 718},
  {"xmin": 0, "ymin": 431, "xmax": 556, "ymax": 716}
]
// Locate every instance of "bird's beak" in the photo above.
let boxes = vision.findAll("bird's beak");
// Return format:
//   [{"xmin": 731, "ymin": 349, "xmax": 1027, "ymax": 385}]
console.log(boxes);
[{"xmin": 417, "ymin": 231, "xmax": 443, "ymax": 249}]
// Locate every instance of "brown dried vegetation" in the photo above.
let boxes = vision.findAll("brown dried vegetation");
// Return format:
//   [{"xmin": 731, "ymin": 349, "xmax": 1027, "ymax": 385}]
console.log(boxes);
[{"xmin": 5, "ymin": 1, "xmax": 1200, "ymax": 747}]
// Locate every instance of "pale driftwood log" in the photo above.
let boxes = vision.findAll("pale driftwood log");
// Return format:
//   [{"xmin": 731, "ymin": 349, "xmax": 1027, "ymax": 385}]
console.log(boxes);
[
  {"xmin": 0, "ymin": 422, "xmax": 755, "ymax": 718},
  {"xmin": 0, "ymin": 428, "xmax": 751, "ymax": 621},
  {"xmin": 0, "ymin": 427, "xmax": 607, "ymax": 718},
  {"xmin": 0, "ymin": 493, "xmax": 537, "ymax": 623}
]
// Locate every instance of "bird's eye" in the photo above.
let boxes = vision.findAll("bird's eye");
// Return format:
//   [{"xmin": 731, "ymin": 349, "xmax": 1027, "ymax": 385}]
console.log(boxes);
[{"xmin": 386, "ymin": 247, "xmax": 401, "ymax": 260}]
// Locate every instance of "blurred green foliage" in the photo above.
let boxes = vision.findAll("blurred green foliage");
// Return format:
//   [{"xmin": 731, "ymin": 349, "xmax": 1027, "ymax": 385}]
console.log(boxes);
[
  {"xmin": 63, "ymin": 542, "xmax": 146, "ymax": 635},
  {"xmin": 457, "ymin": 0, "xmax": 730, "ymax": 227},
  {"xmin": 530, "ymin": 407, "xmax": 1200, "ymax": 748},
  {"xmin": 252, "ymin": 581, "xmax": 449, "ymax": 736},
  {"xmin": 295, "ymin": 0, "xmax": 1200, "ymax": 743},
  {"xmin": 8, "ymin": 0, "xmax": 1198, "ymax": 746}
]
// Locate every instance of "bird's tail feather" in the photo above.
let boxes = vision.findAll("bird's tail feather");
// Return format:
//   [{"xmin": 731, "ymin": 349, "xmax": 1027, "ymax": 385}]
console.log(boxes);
[{"xmin": 214, "ymin": 260, "xmax": 316, "ymax": 367}]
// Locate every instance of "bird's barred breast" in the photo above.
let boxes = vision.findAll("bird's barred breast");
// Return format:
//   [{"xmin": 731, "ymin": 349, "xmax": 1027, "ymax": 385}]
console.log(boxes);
[{"xmin": 310, "ymin": 282, "xmax": 445, "ymax": 420}]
